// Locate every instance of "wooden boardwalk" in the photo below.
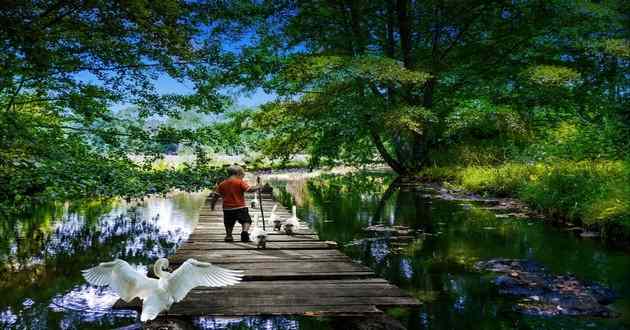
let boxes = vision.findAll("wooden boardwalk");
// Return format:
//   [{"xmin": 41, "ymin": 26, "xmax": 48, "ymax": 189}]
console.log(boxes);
[{"xmin": 116, "ymin": 193, "xmax": 420, "ymax": 317}]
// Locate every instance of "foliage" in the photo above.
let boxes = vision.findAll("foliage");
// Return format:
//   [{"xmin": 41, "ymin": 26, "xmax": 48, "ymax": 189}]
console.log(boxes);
[
  {"xmin": 207, "ymin": 0, "xmax": 629, "ymax": 175},
  {"xmin": 0, "ymin": 1, "xmax": 239, "ymax": 214},
  {"xmin": 523, "ymin": 121, "xmax": 630, "ymax": 161},
  {"xmin": 420, "ymin": 161, "xmax": 630, "ymax": 238},
  {"xmin": 527, "ymin": 65, "xmax": 581, "ymax": 86},
  {"xmin": 0, "ymin": 104, "xmax": 225, "ymax": 217}
]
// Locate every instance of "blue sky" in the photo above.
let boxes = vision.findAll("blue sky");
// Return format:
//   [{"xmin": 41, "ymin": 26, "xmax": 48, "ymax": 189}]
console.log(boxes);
[
  {"xmin": 75, "ymin": 70, "xmax": 276, "ymax": 111},
  {"xmin": 153, "ymin": 75, "xmax": 276, "ymax": 108}
]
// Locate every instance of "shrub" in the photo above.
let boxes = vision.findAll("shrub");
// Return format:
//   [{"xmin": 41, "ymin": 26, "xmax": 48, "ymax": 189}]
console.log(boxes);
[{"xmin": 420, "ymin": 161, "xmax": 630, "ymax": 238}]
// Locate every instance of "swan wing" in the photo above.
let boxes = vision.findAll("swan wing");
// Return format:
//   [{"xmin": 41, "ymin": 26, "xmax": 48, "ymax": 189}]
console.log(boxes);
[
  {"xmin": 167, "ymin": 259, "xmax": 243, "ymax": 303},
  {"xmin": 140, "ymin": 294, "xmax": 168, "ymax": 321},
  {"xmin": 82, "ymin": 259, "xmax": 149, "ymax": 302}
]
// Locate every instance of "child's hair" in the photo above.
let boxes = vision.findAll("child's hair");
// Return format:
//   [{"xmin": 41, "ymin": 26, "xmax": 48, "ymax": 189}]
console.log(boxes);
[{"xmin": 227, "ymin": 164, "xmax": 245, "ymax": 176}]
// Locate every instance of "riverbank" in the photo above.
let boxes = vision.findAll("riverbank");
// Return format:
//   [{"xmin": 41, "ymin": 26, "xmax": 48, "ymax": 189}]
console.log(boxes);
[{"xmin": 417, "ymin": 160, "xmax": 630, "ymax": 245}]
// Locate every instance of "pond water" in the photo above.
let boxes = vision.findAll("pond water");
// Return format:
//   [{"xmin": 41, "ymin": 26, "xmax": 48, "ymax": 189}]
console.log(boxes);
[
  {"xmin": 1, "ymin": 172, "xmax": 629, "ymax": 329},
  {"xmin": 271, "ymin": 172, "xmax": 630, "ymax": 330},
  {"xmin": 0, "ymin": 192, "xmax": 206, "ymax": 329}
]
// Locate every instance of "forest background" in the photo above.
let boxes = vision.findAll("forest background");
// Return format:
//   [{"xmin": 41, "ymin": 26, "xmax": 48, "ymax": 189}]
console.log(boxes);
[{"xmin": 1, "ymin": 1, "xmax": 628, "ymax": 240}]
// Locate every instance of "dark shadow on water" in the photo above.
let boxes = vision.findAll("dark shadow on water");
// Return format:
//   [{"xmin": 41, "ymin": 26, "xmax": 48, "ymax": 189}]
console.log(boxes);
[{"xmin": 271, "ymin": 172, "xmax": 630, "ymax": 330}]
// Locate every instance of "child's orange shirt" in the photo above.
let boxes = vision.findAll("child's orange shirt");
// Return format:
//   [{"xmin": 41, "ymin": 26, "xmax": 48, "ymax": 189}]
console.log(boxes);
[{"xmin": 216, "ymin": 177, "xmax": 250, "ymax": 209}]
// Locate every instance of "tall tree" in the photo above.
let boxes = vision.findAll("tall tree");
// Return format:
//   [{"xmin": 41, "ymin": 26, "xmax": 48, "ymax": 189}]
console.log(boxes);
[
  {"xmin": 0, "ymin": 1, "xmax": 227, "ymax": 213},
  {"xmin": 207, "ymin": 0, "xmax": 629, "ymax": 174}
]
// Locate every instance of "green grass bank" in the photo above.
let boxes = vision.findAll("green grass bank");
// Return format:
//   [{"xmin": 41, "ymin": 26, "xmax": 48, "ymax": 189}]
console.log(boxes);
[{"xmin": 419, "ymin": 160, "xmax": 630, "ymax": 243}]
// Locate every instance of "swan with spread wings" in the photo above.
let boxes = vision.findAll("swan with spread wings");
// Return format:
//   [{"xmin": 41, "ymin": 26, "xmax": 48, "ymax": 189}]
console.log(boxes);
[{"xmin": 82, "ymin": 258, "xmax": 243, "ymax": 321}]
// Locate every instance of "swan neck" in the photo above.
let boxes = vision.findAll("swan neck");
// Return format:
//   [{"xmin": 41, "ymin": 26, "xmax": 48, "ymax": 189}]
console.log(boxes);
[{"xmin": 154, "ymin": 259, "xmax": 168, "ymax": 278}]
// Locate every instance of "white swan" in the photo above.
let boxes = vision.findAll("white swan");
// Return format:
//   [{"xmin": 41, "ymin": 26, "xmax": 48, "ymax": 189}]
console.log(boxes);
[
  {"xmin": 250, "ymin": 192, "xmax": 259, "ymax": 209},
  {"xmin": 284, "ymin": 205, "xmax": 300, "ymax": 235},
  {"xmin": 269, "ymin": 204, "xmax": 283, "ymax": 231},
  {"xmin": 82, "ymin": 258, "xmax": 242, "ymax": 321},
  {"xmin": 249, "ymin": 214, "xmax": 268, "ymax": 249}
]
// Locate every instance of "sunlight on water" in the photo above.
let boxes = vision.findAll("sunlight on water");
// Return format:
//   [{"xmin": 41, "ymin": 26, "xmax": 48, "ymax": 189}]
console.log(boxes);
[
  {"xmin": 0, "ymin": 191, "xmax": 206, "ymax": 329},
  {"xmin": 194, "ymin": 316, "xmax": 299, "ymax": 330}
]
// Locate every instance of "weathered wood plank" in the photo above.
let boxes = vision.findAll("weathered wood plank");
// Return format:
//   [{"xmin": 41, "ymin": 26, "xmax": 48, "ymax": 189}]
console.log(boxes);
[
  {"xmin": 177, "ymin": 241, "xmax": 332, "ymax": 250},
  {"xmin": 187, "ymin": 234, "xmax": 319, "ymax": 242},
  {"xmin": 189, "ymin": 231, "xmax": 318, "ymax": 238},
  {"xmin": 117, "ymin": 302, "xmax": 384, "ymax": 317},
  {"xmin": 162, "ymin": 260, "xmax": 374, "ymax": 280},
  {"xmin": 170, "ymin": 249, "xmax": 352, "ymax": 264}
]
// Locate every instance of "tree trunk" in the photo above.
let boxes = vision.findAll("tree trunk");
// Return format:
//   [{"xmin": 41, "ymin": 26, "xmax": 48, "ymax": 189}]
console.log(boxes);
[
  {"xmin": 369, "ymin": 128, "xmax": 407, "ymax": 174},
  {"xmin": 371, "ymin": 176, "xmax": 402, "ymax": 224},
  {"xmin": 396, "ymin": 0, "xmax": 413, "ymax": 68}
]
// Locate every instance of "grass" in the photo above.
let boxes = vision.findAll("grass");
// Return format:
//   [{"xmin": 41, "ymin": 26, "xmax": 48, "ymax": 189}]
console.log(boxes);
[{"xmin": 419, "ymin": 160, "xmax": 630, "ymax": 242}]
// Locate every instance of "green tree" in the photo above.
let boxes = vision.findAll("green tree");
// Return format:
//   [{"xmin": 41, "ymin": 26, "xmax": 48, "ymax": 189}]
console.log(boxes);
[
  {"xmin": 207, "ymin": 0, "xmax": 628, "ymax": 174},
  {"xmin": 0, "ymin": 1, "xmax": 227, "ymax": 214}
]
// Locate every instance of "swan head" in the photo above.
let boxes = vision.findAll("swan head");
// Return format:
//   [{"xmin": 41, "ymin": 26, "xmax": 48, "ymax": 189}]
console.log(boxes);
[{"xmin": 153, "ymin": 258, "xmax": 170, "ymax": 278}]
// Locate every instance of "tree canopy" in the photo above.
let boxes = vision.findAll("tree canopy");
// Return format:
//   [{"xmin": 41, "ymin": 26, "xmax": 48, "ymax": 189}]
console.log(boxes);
[
  {"xmin": 0, "ymin": 0, "xmax": 230, "ymax": 215},
  {"xmin": 1, "ymin": 0, "xmax": 628, "ymax": 215},
  {"xmin": 207, "ymin": 0, "xmax": 629, "ymax": 173}
]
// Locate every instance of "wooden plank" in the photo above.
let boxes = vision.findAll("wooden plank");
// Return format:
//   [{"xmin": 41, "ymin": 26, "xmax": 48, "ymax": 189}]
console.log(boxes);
[
  {"xmin": 197, "ymin": 260, "xmax": 371, "ymax": 271},
  {"xmin": 116, "ymin": 302, "xmax": 384, "ymax": 317},
  {"xmin": 187, "ymin": 234, "xmax": 319, "ymax": 242},
  {"xmin": 171, "ymin": 250, "xmax": 348, "ymax": 260},
  {"xmin": 164, "ymin": 297, "xmax": 419, "ymax": 316},
  {"xmin": 177, "ymin": 241, "xmax": 333, "ymax": 250},
  {"xmin": 192, "ymin": 228, "xmax": 316, "ymax": 235},
  {"xmin": 170, "ymin": 250, "xmax": 352, "ymax": 264},
  {"xmin": 190, "ymin": 231, "xmax": 316, "ymax": 236},
  {"xmin": 189, "ymin": 261, "xmax": 373, "ymax": 280}
]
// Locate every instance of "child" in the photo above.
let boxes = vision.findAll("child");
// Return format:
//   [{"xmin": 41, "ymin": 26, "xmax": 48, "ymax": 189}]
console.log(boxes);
[{"xmin": 210, "ymin": 165, "xmax": 260, "ymax": 242}]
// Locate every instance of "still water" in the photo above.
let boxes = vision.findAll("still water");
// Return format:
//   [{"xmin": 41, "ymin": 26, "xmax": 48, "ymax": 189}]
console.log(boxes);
[
  {"xmin": 271, "ymin": 172, "xmax": 630, "ymax": 330},
  {"xmin": 0, "ymin": 193, "xmax": 206, "ymax": 329},
  {"xmin": 1, "ymin": 172, "xmax": 629, "ymax": 329}
]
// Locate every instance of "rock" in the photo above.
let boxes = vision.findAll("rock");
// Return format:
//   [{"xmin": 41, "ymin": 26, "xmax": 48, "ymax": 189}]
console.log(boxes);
[
  {"xmin": 476, "ymin": 259, "xmax": 618, "ymax": 318},
  {"xmin": 580, "ymin": 231, "xmax": 600, "ymax": 238}
]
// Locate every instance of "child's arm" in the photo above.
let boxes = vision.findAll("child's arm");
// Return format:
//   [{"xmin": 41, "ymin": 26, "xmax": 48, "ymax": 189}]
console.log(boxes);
[{"xmin": 210, "ymin": 185, "xmax": 221, "ymax": 210}]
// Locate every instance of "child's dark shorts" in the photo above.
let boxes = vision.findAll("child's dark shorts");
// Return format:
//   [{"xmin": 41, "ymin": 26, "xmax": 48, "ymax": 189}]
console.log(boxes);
[{"xmin": 223, "ymin": 207, "xmax": 252, "ymax": 227}]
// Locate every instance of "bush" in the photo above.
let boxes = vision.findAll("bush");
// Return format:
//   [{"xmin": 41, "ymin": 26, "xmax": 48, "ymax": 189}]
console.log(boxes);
[{"xmin": 420, "ymin": 161, "xmax": 630, "ymax": 238}]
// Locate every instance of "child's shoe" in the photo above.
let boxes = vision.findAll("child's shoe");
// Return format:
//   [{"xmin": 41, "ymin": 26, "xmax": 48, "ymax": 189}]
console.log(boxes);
[
  {"xmin": 241, "ymin": 231, "xmax": 251, "ymax": 242},
  {"xmin": 224, "ymin": 234, "xmax": 234, "ymax": 242}
]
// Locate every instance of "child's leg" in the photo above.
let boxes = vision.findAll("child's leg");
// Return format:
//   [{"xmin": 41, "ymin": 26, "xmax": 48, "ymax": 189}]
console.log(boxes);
[
  {"xmin": 223, "ymin": 210, "xmax": 236, "ymax": 241},
  {"xmin": 239, "ymin": 208, "xmax": 253, "ymax": 242},
  {"xmin": 241, "ymin": 208, "xmax": 252, "ymax": 232},
  {"xmin": 225, "ymin": 222, "xmax": 235, "ymax": 235}
]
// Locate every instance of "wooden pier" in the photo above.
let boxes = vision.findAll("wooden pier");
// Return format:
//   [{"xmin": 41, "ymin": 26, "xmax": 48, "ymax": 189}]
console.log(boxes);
[{"xmin": 116, "ymin": 193, "xmax": 420, "ymax": 318}]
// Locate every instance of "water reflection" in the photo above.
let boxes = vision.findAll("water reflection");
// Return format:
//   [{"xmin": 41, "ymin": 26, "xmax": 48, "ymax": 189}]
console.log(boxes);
[
  {"xmin": 271, "ymin": 172, "xmax": 630, "ymax": 330},
  {"xmin": 3, "ymin": 172, "xmax": 630, "ymax": 329},
  {"xmin": 0, "ymin": 192, "xmax": 206, "ymax": 329},
  {"xmin": 194, "ymin": 316, "xmax": 301, "ymax": 329}
]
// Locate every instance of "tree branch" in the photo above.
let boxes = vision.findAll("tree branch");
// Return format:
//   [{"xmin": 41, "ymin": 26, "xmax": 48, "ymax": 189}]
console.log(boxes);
[{"xmin": 369, "ymin": 128, "xmax": 406, "ymax": 174}]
